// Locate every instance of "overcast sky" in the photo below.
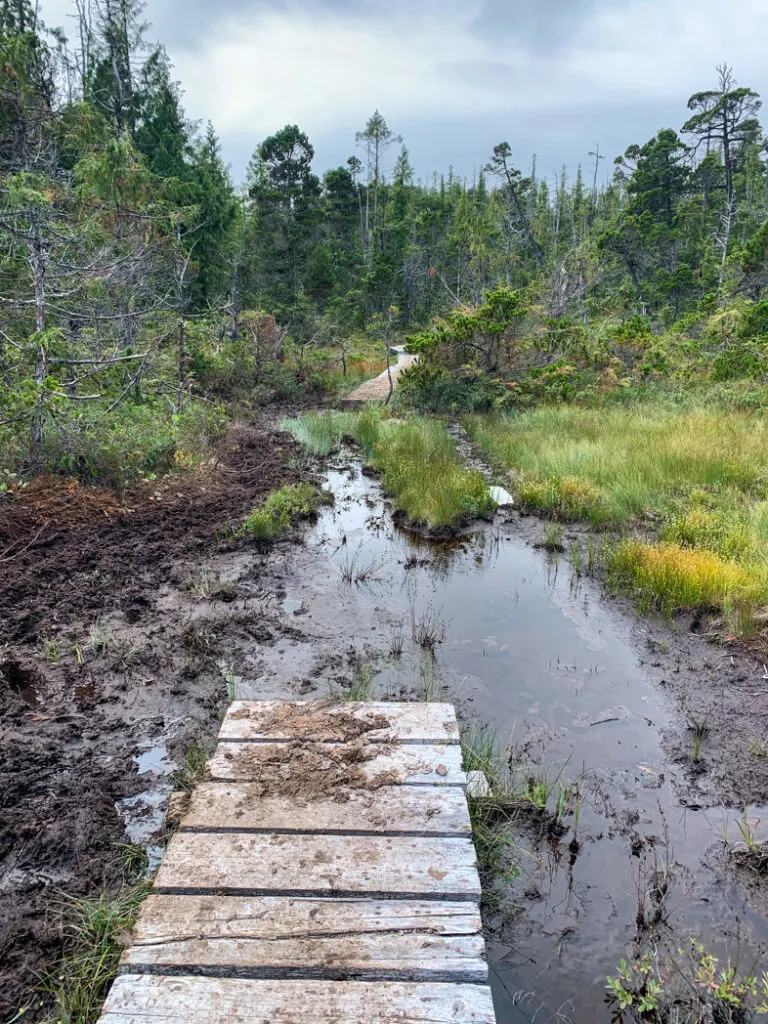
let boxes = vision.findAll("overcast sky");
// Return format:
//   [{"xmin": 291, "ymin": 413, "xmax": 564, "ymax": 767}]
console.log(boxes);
[{"xmin": 39, "ymin": 0, "xmax": 768, "ymax": 188}]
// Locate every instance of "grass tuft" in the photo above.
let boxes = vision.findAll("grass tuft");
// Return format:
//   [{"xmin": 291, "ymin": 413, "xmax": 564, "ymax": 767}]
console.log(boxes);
[
  {"xmin": 240, "ymin": 484, "xmax": 327, "ymax": 542},
  {"xmin": 41, "ymin": 884, "xmax": 151, "ymax": 1024},
  {"xmin": 604, "ymin": 539, "xmax": 768, "ymax": 624}
]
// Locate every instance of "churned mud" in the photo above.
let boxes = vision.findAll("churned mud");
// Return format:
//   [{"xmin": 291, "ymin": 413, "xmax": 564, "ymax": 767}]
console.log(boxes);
[
  {"xmin": 0, "ymin": 419, "xmax": 308, "ymax": 1017},
  {"xmin": 1, "ymin": 422, "xmax": 767, "ymax": 1022}
]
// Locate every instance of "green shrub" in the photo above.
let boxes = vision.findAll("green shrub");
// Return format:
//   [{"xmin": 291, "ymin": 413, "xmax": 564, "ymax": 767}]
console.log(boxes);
[{"xmin": 35, "ymin": 401, "xmax": 226, "ymax": 489}]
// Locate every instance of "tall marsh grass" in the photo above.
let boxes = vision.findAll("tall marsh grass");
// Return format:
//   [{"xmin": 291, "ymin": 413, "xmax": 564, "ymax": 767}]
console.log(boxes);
[
  {"xmin": 466, "ymin": 405, "xmax": 768, "ymax": 625},
  {"xmin": 284, "ymin": 410, "xmax": 495, "ymax": 529},
  {"xmin": 465, "ymin": 406, "xmax": 768, "ymax": 524}
]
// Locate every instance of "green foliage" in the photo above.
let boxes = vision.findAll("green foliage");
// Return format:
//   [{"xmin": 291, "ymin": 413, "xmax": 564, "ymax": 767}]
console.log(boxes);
[
  {"xmin": 285, "ymin": 410, "xmax": 495, "ymax": 529},
  {"xmin": 240, "ymin": 484, "xmax": 327, "ymax": 541},
  {"xmin": 40, "ymin": 884, "xmax": 152, "ymax": 1024}
]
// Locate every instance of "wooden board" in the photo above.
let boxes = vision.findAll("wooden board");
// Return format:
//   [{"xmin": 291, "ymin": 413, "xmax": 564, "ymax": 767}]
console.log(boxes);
[
  {"xmin": 207, "ymin": 741, "xmax": 466, "ymax": 786},
  {"xmin": 182, "ymin": 783, "xmax": 472, "ymax": 835},
  {"xmin": 154, "ymin": 833, "xmax": 480, "ymax": 899},
  {"xmin": 123, "ymin": 919, "xmax": 486, "ymax": 980},
  {"xmin": 221, "ymin": 701, "xmax": 460, "ymax": 744},
  {"xmin": 101, "ymin": 976, "xmax": 496, "ymax": 1023},
  {"xmin": 131, "ymin": 895, "xmax": 483, "ymax": 943}
]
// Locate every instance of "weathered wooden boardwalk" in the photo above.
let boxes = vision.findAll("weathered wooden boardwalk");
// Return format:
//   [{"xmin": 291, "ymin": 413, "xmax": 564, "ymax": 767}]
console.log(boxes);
[
  {"xmin": 99, "ymin": 701, "xmax": 496, "ymax": 1023},
  {"xmin": 341, "ymin": 347, "xmax": 417, "ymax": 408}
]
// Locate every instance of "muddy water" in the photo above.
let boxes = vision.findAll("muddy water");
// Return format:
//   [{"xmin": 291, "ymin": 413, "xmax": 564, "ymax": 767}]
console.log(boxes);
[{"xmin": 245, "ymin": 461, "xmax": 768, "ymax": 1024}]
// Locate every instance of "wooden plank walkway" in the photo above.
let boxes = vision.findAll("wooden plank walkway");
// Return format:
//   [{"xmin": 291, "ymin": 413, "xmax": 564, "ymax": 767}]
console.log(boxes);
[
  {"xmin": 99, "ymin": 701, "xmax": 497, "ymax": 1023},
  {"xmin": 340, "ymin": 346, "xmax": 417, "ymax": 407}
]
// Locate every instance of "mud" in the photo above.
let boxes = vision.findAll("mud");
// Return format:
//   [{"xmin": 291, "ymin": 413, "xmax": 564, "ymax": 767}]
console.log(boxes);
[
  {"xmin": 215, "ymin": 739, "xmax": 400, "ymax": 800},
  {"xmin": 1, "ymin": 421, "xmax": 767, "ymax": 1022},
  {"xmin": 0, "ymin": 418, "xmax": 306, "ymax": 1019}
]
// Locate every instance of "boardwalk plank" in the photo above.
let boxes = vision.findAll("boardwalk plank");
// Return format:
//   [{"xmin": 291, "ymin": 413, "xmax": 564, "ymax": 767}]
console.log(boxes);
[
  {"xmin": 123, "ymin": 931, "xmax": 486, "ymax": 980},
  {"xmin": 131, "ymin": 895, "xmax": 483, "ymax": 943},
  {"xmin": 101, "ymin": 976, "xmax": 496, "ymax": 1023},
  {"xmin": 154, "ymin": 833, "xmax": 480, "ymax": 899},
  {"xmin": 221, "ymin": 701, "xmax": 460, "ymax": 744},
  {"xmin": 182, "ymin": 783, "xmax": 472, "ymax": 834},
  {"xmin": 207, "ymin": 741, "xmax": 466, "ymax": 786}
]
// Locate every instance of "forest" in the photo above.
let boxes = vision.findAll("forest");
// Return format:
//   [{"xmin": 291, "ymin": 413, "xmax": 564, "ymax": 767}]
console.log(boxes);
[
  {"xmin": 3, "ymin": 1, "xmax": 768, "ymax": 1023},
  {"xmin": 2, "ymin": 0, "xmax": 768, "ymax": 493}
]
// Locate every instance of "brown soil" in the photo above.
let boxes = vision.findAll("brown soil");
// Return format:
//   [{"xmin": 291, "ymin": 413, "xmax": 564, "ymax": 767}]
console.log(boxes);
[
  {"xmin": 233, "ymin": 700, "xmax": 390, "ymax": 742},
  {"xmin": 215, "ymin": 738, "xmax": 400, "ymax": 800},
  {"xmin": 0, "ymin": 418, "xmax": 304, "ymax": 1020}
]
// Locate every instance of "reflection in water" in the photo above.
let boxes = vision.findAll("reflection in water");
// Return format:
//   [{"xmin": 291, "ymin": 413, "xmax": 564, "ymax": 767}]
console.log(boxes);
[{"xmin": 309, "ymin": 462, "xmax": 768, "ymax": 1024}]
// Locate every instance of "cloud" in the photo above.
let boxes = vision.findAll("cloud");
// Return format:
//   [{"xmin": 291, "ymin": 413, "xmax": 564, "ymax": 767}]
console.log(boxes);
[{"xmin": 37, "ymin": 0, "xmax": 768, "ymax": 182}]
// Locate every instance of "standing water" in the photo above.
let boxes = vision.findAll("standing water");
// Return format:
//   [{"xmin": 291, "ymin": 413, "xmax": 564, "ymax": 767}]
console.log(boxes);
[{"xmin": 240, "ymin": 458, "xmax": 767, "ymax": 1023}]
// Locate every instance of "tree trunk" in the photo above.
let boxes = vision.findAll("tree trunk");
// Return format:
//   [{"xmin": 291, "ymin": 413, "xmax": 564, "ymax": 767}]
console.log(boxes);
[
  {"xmin": 177, "ymin": 317, "xmax": 186, "ymax": 414},
  {"xmin": 231, "ymin": 256, "xmax": 239, "ymax": 341}
]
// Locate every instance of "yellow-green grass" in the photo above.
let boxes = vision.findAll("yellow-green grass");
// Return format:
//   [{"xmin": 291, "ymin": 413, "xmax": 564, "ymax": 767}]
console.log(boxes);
[
  {"xmin": 466, "ymin": 406, "xmax": 768, "ymax": 626},
  {"xmin": 605, "ymin": 540, "xmax": 768, "ymax": 626},
  {"xmin": 465, "ymin": 406, "xmax": 768, "ymax": 525},
  {"xmin": 284, "ymin": 410, "xmax": 495, "ymax": 530}
]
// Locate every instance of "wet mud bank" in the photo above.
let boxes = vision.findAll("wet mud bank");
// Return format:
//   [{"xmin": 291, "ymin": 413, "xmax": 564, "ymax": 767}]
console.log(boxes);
[{"xmin": 0, "ymin": 419, "xmax": 309, "ymax": 1018}]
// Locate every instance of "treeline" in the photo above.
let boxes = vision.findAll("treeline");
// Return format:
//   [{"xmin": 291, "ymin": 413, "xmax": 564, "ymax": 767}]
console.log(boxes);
[{"xmin": 1, "ymin": 0, "xmax": 767, "ymax": 486}]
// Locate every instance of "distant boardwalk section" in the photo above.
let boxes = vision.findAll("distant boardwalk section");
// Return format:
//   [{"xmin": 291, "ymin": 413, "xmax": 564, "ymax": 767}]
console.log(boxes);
[
  {"xmin": 98, "ymin": 700, "xmax": 497, "ymax": 1023},
  {"xmin": 341, "ymin": 346, "xmax": 417, "ymax": 407}
]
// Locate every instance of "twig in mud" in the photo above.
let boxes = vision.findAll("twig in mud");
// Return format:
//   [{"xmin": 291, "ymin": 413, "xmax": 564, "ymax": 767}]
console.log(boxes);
[{"xmin": 0, "ymin": 521, "xmax": 50, "ymax": 562}]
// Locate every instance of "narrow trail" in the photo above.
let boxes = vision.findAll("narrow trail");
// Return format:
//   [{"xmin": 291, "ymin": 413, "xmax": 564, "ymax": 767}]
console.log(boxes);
[{"xmin": 341, "ymin": 346, "xmax": 417, "ymax": 407}]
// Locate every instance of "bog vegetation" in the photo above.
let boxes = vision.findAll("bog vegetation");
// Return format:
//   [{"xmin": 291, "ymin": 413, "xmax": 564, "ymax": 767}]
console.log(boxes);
[
  {"xmin": 284, "ymin": 409, "xmax": 494, "ymax": 529},
  {"xmin": 0, "ymin": 3, "xmax": 766, "ymax": 612}
]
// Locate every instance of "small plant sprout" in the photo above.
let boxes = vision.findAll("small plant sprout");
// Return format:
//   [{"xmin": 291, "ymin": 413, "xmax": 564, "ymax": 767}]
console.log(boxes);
[
  {"xmin": 189, "ymin": 567, "xmax": 215, "ymax": 600},
  {"xmin": 223, "ymin": 663, "xmax": 237, "ymax": 703},
  {"xmin": 410, "ymin": 603, "xmax": 446, "ymax": 650},
  {"xmin": 543, "ymin": 522, "xmax": 565, "ymax": 553},
  {"xmin": 345, "ymin": 662, "xmax": 373, "ymax": 702},
  {"xmin": 173, "ymin": 742, "xmax": 209, "ymax": 793},
  {"xmin": 689, "ymin": 718, "xmax": 709, "ymax": 763},
  {"xmin": 339, "ymin": 545, "xmax": 382, "ymax": 585},
  {"xmin": 40, "ymin": 636, "xmax": 61, "ymax": 663},
  {"xmin": 389, "ymin": 624, "xmax": 405, "ymax": 658},
  {"xmin": 415, "ymin": 657, "xmax": 439, "ymax": 702},
  {"xmin": 88, "ymin": 618, "xmax": 111, "ymax": 656},
  {"xmin": 569, "ymin": 540, "xmax": 583, "ymax": 576}
]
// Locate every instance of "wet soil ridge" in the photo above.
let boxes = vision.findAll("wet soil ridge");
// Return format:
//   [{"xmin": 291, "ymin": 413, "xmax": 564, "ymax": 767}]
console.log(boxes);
[
  {"xmin": 98, "ymin": 700, "xmax": 497, "ymax": 1024},
  {"xmin": 341, "ymin": 347, "xmax": 417, "ymax": 407},
  {"xmin": 0, "ymin": 419, "xmax": 304, "ymax": 1019}
]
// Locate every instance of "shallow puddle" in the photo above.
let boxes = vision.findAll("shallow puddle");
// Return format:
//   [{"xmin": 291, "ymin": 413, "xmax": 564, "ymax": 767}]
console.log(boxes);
[{"xmin": 276, "ymin": 461, "xmax": 768, "ymax": 1023}]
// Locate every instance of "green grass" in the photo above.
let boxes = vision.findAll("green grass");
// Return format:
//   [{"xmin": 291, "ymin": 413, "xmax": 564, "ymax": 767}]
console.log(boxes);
[
  {"xmin": 465, "ymin": 406, "xmax": 768, "ymax": 525},
  {"xmin": 466, "ymin": 405, "xmax": 768, "ymax": 626},
  {"xmin": 240, "ymin": 483, "xmax": 327, "ymax": 541},
  {"xmin": 40, "ymin": 884, "xmax": 151, "ymax": 1024},
  {"xmin": 284, "ymin": 409, "xmax": 495, "ymax": 530}
]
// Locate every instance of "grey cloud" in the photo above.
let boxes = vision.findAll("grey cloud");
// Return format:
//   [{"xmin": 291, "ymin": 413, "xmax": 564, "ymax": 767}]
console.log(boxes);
[
  {"xmin": 146, "ymin": 0, "xmax": 612, "ymax": 53},
  {"xmin": 467, "ymin": 0, "xmax": 611, "ymax": 50}
]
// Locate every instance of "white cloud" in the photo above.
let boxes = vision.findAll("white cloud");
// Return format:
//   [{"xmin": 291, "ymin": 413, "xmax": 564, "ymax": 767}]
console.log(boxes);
[
  {"xmin": 172, "ymin": 0, "xmax": 767, "ymax": 148},
  {"xmin": 173, "ymin": 6, "xmax": 492, "ymax": 138}
]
